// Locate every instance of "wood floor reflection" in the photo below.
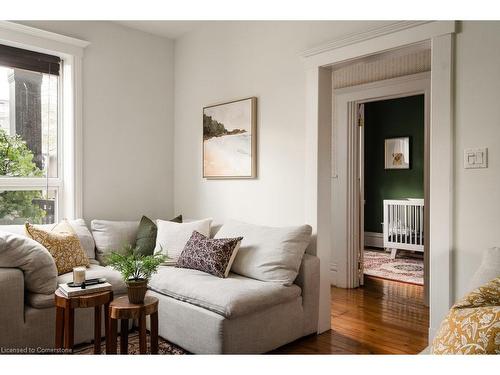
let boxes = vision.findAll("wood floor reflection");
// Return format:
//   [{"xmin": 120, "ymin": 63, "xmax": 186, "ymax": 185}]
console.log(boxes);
[{"xmin": 273, "ymin": 276, "xmax": 429, "ymax": 354}]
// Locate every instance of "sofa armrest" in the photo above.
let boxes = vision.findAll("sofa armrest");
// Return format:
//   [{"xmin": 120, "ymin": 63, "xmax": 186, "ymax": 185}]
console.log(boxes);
[
  {"xmin": 0, "ymin": 268, "xmax": 25, "ymax": 347},
  {"xmin": 295, "ymin": 253, "xmax": 320, "ymax": 335}
]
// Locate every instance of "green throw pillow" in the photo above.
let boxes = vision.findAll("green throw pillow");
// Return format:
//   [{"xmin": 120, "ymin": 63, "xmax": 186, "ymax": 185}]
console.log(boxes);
[{"xmin": 135, "ymin": 215, "xmax": 182, "ymax": 256}]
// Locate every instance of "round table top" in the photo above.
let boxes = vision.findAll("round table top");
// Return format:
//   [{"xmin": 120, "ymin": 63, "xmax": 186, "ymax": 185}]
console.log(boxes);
[
  {"xmin": 55, "ymin": 289, "xmax": 113, "ymax": 309},
  {"xmin": 109, "ymin": 296, "xmax": 158, "ymax": 320}
]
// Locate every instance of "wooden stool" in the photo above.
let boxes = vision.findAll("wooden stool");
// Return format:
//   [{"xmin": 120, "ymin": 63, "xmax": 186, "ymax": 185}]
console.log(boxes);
[
  {"xmin": 108, "ymin": 296, "xmax": 159, "ymax": 354},
  {"xmin": 54, "ymin": 289, "xmax": 113, "ymax": 353}
]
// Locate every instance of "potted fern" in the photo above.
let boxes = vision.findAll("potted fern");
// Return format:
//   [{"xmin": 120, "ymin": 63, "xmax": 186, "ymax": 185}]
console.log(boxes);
[{"xmin": 106, "ymin": 245, "xmax": 166, "ymax": 304}]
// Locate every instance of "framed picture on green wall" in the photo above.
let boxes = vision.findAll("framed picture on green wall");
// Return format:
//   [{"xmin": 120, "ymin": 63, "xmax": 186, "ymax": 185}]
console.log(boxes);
[{"xmin": 384, "ymin": 137, "xmax": 410, "ymax": 169}]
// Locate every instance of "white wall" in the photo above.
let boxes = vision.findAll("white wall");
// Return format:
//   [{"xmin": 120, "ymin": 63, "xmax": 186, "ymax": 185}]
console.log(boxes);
[
  {"xmin": 14, "ymin": 20, "xmax": 500, "ymax": 314},
  {"xmin": 454, "ymin": 21, "xmax": 500, "ymax": 299},
  {"xmin": 174, "ymin": 20, "xmax": 500, "ymax": 305},
  {"xmin": 19, "ymin": 21, "xmax": 175, "ymax": 221},
  {"xmin": 173, "ymin": 21, "xmax": 389, "ymax": 227}
]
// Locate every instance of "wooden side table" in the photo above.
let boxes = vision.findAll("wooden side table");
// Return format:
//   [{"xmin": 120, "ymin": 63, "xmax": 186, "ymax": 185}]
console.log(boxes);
[
  {"xmin": 108, "ymin": 296, "xmax": 159, "ymax": 354},
  {"xmin": 54, "ymin": 289, "xmax": 114, "ymax": 353}
]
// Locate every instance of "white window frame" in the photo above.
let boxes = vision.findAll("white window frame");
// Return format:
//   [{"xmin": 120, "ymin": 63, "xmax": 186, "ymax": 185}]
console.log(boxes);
[{"xmin": 0, "ymin": 21, "xmax": 88, "ymax": 221}]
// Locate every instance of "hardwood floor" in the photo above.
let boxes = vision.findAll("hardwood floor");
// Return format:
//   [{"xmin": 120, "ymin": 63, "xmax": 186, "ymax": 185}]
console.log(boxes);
[{"xmin": 273, "ymin": 276, "xmax": 429, "ymax": 354}]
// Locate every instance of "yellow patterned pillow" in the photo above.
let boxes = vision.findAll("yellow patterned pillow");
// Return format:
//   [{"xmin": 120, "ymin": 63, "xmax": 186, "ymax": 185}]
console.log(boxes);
[
  {"xmin": 432, "ymin": 277, "xmax": 500, "ymax": 354},
  {"xmin": 25, "ymin": 221, "xmax": 90, "ymax": 275}
]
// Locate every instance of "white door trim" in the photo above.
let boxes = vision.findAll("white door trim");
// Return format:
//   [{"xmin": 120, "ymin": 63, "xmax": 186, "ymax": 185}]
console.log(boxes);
[
  {"xmin": 303, "ymin": 21, "xmax": 455, "ymax": 338},
  {"xmin": 332, "ymin": 72, "xmax": 430, "ymax": 290}
]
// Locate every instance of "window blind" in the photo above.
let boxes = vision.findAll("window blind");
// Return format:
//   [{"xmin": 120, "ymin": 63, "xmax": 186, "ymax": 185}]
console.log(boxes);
[{"xmin": 0, "ymin": 44, "xmax": 61, "ymax": 75}]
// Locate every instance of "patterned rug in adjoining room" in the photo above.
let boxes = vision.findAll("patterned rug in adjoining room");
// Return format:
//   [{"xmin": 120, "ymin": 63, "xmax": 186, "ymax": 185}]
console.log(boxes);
[{"xmin": 363, "ymin": 249, "xmax": 424, "ymax": 285}]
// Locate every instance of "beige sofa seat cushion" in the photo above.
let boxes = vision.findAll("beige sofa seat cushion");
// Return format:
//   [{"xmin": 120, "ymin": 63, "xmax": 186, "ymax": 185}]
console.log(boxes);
[
  {"xmin": 27, "ymin": 264, "xmax": 127, "ymax": 309},
  {"xmin": 27, "ymin": 265, "xmax": 126, "ymax": 309},
  {"xmin": 58, "ymin": 264, "xmax": 127, "ymax": 295},
  {"xmin": 149, "ymin": 266, "xmax": 301, "ymax": 318},
  {"xmin": 26, "ymin": 292, "xmax": 55, "ymax": 309}
]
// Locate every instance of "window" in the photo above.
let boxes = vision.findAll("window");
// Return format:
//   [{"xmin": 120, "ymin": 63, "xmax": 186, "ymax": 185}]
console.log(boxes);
[{"xmin": 0, "ymin": 44, "xmax": 61, "ymax": 224}]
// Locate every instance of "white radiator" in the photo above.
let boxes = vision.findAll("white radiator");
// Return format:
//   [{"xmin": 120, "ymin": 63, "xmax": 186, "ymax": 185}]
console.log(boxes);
[{"xmin": 383, "ymin": 199, "xmax": 424, "ymax": 258}]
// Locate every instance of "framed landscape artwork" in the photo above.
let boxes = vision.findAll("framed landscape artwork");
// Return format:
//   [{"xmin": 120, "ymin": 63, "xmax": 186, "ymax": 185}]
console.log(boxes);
[
  {"xmin": 385, "ymin": 137, "xmax": 410, "ymax": 169},
  {"xmin": 203, "ymin": 97, "xmax": 257, "ymax": 179}
]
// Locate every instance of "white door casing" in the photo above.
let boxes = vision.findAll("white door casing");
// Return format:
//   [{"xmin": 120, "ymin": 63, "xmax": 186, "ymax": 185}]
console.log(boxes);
[
  {"xmin": 332, "ymin": 72, "xmax": 430, "ymax": 289},
  {"xmin": 358, "ymin": 103, "xmax": 365, "ymax": 286},
  {"xmin": 303, "ymin": 21, "xmax": 455, "ymax": 338}
]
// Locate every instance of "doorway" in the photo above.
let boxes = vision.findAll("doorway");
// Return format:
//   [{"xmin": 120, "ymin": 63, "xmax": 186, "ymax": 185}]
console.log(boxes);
[
  {"xmin": 331, "ymin": 72, "xmax": 430, "ymax": 293},
  {"xmin": 303, "ymin": 21, "xmax": 455, "ymax": 338},
  {"xmin": 361, "ymin": 95, "xmax": 425, "ymax": 287},
  {"xmin": 330, "ymin": 72, "xmax": 431, "ymax": 350}
]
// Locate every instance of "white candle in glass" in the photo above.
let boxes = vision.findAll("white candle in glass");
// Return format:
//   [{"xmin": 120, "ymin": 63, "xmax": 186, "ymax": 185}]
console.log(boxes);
[{"xmin": 73, "ymin": 267, "xmax": 86, "ymax": 284}]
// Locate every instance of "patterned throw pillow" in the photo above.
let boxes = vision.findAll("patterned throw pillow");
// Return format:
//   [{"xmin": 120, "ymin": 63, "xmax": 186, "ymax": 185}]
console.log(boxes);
[
  {"xmin": 431, "ymin": 277, "xmax": 500, "ymax": 354},
  {"xmin": 177, "ymin": 231, "xmax": 243, "ymax": 278},
  {"xmin": 25, "ymin": 221, "xmax": 90, "ymax": 275}
]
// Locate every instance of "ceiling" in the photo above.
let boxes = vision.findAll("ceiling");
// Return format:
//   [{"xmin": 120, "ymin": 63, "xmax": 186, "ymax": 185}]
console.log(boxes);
[{"xmin": 115, "ymin": 21, "xmax": 205, "ymax": 39}]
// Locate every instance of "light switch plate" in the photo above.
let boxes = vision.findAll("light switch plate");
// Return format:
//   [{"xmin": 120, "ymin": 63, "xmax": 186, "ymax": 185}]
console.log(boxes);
[{"xmin": 464, "ymin": 147, "xmax": 488, "ymax": 169}]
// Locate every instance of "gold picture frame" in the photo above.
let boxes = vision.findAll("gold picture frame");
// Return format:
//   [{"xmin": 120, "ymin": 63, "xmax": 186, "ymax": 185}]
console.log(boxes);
[{"xmin": 202, "ymin": 97, "xmax": 257, "ymax": 179}]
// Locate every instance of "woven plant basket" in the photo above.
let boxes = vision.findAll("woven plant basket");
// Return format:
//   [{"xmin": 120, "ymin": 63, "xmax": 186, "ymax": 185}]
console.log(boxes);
[{"xmin": 127, "ymin": 279, "xmax": 148, "ymax": 304}]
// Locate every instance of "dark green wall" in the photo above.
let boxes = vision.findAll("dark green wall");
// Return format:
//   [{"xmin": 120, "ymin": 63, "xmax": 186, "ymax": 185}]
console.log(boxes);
[{"xmin": 364, "ymin": 95, "xmax": 424, "ymax": 233}]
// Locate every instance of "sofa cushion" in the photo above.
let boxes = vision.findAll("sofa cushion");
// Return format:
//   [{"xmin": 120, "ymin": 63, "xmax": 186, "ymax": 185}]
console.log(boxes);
[
  {"xmin": 149, "ymin": 266, "xmax": 301, "ymax": 318},
  {"xmin": 26, "ymin": 264, "xmax": 127, "ymax": 309},
  {"xmin": 58, "ymin": 264, "xmax": 127, "ymax": 295},
  {"xmin": 25, "ymin": 221, "xmax": 90, "ymax": 275},
  {"xmin": 0, "ymin": 231, "xmax": 57, "ymax": 294},
  {"xmin": 70, "ymin": 219, "xmax": 96, "ymax": 260},
  {"xmin": 154, "ymin": 218, "xmax": 212, "ymax": 262},
  {"xmin": 214, "ymin": 220, "xmax": 312, "ymax": 286},
  {"xmin": 91, "ymin": 220, "xmax": 139, "ymax": 264},
  {"xmin": 26, "ymin": 292, "xmax": 55, "ymax": 309},
  {"xmin": 135, "ymin": 215, "xmax": 183, "ymax": 256},
  {"xmin": 0, "ymin": 219, "xmax": 96, "ymax": 259},
  {"xmin": 468, "ymin": 247, "xmax": 500, "ymax": 293},
  {"xmin": 431, "ymin": 277, "xmax": 500, "ymax": 354}
]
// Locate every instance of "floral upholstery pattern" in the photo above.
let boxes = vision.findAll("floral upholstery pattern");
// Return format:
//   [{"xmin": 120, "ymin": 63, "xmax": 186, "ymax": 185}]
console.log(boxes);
[
  {"xmin": 431, "ymin": 277, "xmax": 500, "ymax": 354},
  {"xmin": 25, "ymin": 221, "xmax": 89, "ymax": 275},
  {"xmin": 177, "ymin": 230, "xmax": 242, "ymax": 278}
]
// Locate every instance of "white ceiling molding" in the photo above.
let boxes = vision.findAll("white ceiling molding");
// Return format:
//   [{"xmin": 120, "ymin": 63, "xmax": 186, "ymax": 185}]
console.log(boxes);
[
  {"xmin": 0, "ymin": 21, "xmax": 90, "ymax": 57},
  {"xmin": 301, "ymin": 21, "xmax": 431, "ymax": 58},
  {"xmin": 302, "ymin": 21, "xmax": 456, "ymax": 70}
]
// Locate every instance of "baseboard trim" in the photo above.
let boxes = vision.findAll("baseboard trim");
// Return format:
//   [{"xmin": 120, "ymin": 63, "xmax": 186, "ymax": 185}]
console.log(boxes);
[{"xmin": 365, "ymin": 231, "xmax": 383, "ymax": 248}]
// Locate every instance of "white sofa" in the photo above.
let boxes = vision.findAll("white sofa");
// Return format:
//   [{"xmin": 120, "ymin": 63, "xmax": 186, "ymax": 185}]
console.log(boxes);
[{"xmin": 0, "ymin": 219, "xmax": 320, "ymax": 354}]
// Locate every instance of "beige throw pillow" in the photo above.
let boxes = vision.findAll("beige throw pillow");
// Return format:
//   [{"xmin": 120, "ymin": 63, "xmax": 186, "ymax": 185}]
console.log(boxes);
[
  {"xmin": 154, "ymin": 218, "xmax": 212, "ymax": 262},
  {"xmin": 214, "ymin": 220, "xmax": 312, "ymax": 286},
  {"xmin": 25, "ymin": 220, "xmax": 89, "ymax": 275}
]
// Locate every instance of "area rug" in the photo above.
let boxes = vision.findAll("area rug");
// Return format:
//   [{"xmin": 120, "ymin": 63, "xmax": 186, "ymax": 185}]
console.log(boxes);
[
  {"xmin": 73, "ymin": 331, "xmax": 187, "ymax": 354},
  {"xmin": 363, "ymin": 249, "xmax": 424, "ymax": 285}
]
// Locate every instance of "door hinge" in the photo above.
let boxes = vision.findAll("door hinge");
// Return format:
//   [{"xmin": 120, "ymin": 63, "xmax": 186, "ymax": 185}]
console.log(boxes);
[{"xmin": 358, "ymin": 103, "xmax": 365, "ymax": 127}]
